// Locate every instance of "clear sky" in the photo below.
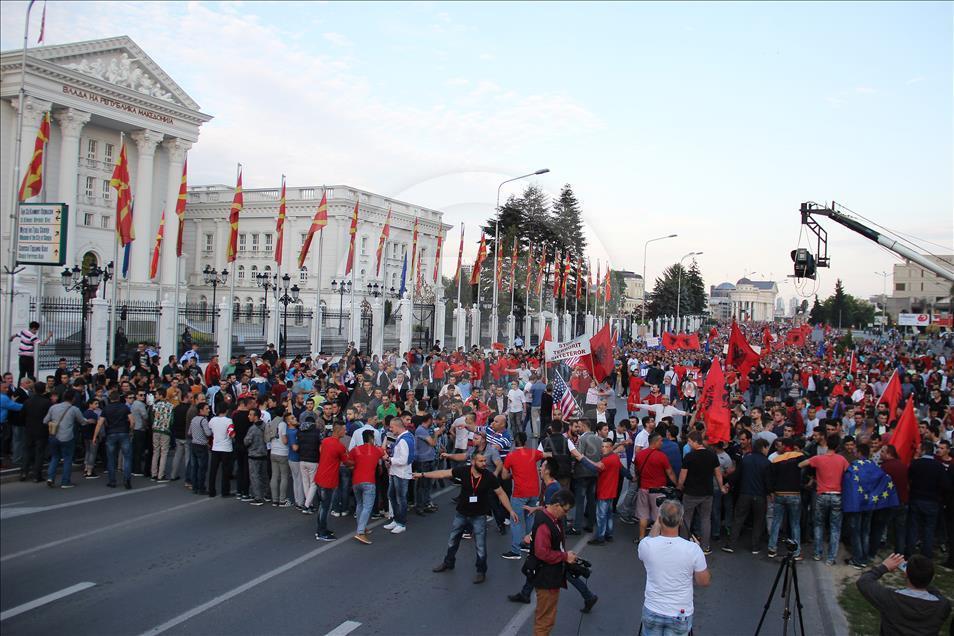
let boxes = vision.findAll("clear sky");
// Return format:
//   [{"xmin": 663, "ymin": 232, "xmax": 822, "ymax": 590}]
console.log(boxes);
[{"xmin": 3, "ymin": 1, "xmax": 951, "ymax": 303}]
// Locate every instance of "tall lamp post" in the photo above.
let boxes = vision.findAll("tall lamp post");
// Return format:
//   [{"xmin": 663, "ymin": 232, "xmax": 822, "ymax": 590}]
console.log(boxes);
[
  {"xmin": 875, "ymin": 271, "xmax": 890, "ymax": 334},
  {"xmin": 365, "ymin": 283, "xmax": 385, "ymax": 357},
  {"xmin": 492, "ymin": 169, "xmax": 549, "ymax": 342},
  {"xmin": 60, "ymin": 264, "xmax": 103, "ymax": 371},
  {"xmin": 203, "ymin": 265, "xmax": 229, "ymax": 343},
  {"xmin": 100, "ymin": 261, "xmax": 114, "ymax": 299},
  {"xmin": 255, "ymin": 271, "xmax": 279, "ymax": 337},
  {"xmin": 675, "ymin": 251, "xmax": 703, "ymax": 330},
  {"xmin": 330, "ymin": 279, "xmax": 352, "ymax": 335},
  {"xmin": 276, "ymin": 273, "xmax": 302, "ymax": 358},
  {"xmin": 642, "ymin": 234, "xmax": 678, "ymax": 325}
]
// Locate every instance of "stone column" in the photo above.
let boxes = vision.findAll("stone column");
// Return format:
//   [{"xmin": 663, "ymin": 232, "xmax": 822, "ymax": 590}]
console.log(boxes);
[
  {"xmin": 453, "ymin": 307, "xmax": 467, "ymax": 349},
  {"xmin": 217, "ymin": 299, "xmax": 232, "ymax": 362},
  {"xmin": 469, "ymin": 306, "xmax": 481, "ymax": 349},
  {"xmin": 490, "ymin": 311, "xmax": 499, "ymax": 346},
  {"xmin": 552, "ymin": 314, "xmax": 560, "ymax": 342},
  {"xmin": 537, "ymin": 313, "xmax": 546, "ymax": 344},
  {"xmin": 53, "ymin": 107, "xmax": 90, "ymax": 268},
  {"xmin": 89, "ymin": 298, "xmax": 109, "ymax": 368},
  {"xmin": 585, "ymin": 313, "xmax": 595, "ymax": 337},
  {"xmin": 349, "ymin": 301, "xmax": 363, "ymax": 352},
  {"xmin": 506, "ymin": 313, "xmax": 515, "ymax": 347},
  {"xmin": 160, "ymin": 138, "xmax": 191, "ymax": 291},
  {"xmin": 265, "ymin": 303, "xmax": 279, "ymax": 350},
  {"xmin": 371, "ymin": 298, "xmax": 385, "ymax": 357},
  {"xmin": 561, "ymin": 311, "xmax": 571, "ymax": 341},
  {"xmin": 129, "ymin": 130, "xmax": 163, "ymax": 284},
  {"xmin": 523, "ymin": 313, "xmax": 532, "ymax": 347},
  {"xmin": 434, "ymin": 298, "xmax": 446, "ymax": 348},
  {"xmin": 158, "ymin": 296, "xmax": 176, "ymax": 358}
]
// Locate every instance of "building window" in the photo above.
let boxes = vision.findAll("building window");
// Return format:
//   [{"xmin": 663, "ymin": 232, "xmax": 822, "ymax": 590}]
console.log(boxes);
[
  {"xmin": 361, "ymin": 236, "xmax": 369, "ymax": 255},
  {"xmin": 101, "ymin": 215, "xmax": 111, "ymax": 229},
  {"xmin": 237, "ymin": 265, "xmax": 245, "ymax": 281},
  {"xmin": 204, "ymin": 233, "xmax": 213, "ymax": 252},
  {"xmin": 102, "ymin": 180, "xmax": 111, "ymax": 202},
  {"xmin": 83, "ymin": 212, "xmax": 94, "ymax": 226},
  {"xmin": 238, "ymin": 233, "xmax": 247, "ymax": 252},
  {"xmin": 299, "ymin": 267, "xmax": 308, "ymax": 284},
  {"xmin": 104, "ymin": 143, "xmax": 114, "ymax": 164},
  {"xmin": 250, "ymin": 265, "xmax": 258, "ymax": 280},
  {"xmin": 251, "ymin": 233, "xmax": 260, "ymax": 252},
  {"xmin": 264, "ymin": 233, "xmax": 273, "ymax": 250},
  {"xmin": 895, "ymin": 283, "xmax": 905, "ymax": 291},
  {"xmin": 299, "ymin": 233, "xmax": 308, "ymax": 249},
  {"xmin": 85, "ymin": 176, "xmax": 94, "ymax": 198},
  {"xmin": 86, "ymin": 139, "xmax": 97, "ymax": 162}
]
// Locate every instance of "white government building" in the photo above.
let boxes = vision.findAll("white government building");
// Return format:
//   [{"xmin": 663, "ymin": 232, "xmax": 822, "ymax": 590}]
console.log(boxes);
[
  {"xmin": 0, "ymin": 36, "xmax": 449, "ymax": 368},
  {"xmin": 708, "ymin": 278, "xmax": 779, "ymax": 322}
]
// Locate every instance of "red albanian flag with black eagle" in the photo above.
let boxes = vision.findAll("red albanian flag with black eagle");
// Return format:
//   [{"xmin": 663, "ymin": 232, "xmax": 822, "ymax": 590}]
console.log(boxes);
[
  {"xmin": 588, "ymin": 323, "xmax": 614, "ymax": 383},
  {"xmin": 698, "ymin": 357, "xmax": 732, "ymax": 445}
]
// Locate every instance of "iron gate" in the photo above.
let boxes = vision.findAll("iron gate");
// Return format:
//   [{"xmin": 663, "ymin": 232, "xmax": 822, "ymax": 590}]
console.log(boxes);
[{"xmin": 30, "ymin": 296, "xmax": 87, "ymax": 370}]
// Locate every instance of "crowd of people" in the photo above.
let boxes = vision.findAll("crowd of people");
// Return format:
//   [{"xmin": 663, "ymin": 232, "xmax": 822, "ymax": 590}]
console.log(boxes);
[{"xmin": 1, "ymin": 317, "xmax": 952, "ymax": 635}]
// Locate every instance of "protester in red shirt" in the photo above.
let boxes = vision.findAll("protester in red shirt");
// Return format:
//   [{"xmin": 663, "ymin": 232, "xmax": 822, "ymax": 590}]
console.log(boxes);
[
  {"xmin": 633, "ymin": 433, "xmax": 677, "ymax": 540},
  {"xmin": 588, "ymin": 439, "xmax": 623, "ymax": 545},
  {"xmin": 349, "ymin": 429, "xmax": 386, "ymax": 544},
  {"xmin": 501, "ymin": 432, "xmax": 549, "ymax": 559},
  {"xmin": 313, "ymin": 422, "xmax": 352, "ymax": 541}
]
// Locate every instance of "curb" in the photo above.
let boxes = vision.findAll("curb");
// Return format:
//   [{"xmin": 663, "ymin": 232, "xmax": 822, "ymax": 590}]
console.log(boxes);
[{"xmin": 811, "ymin": 560, "xmax": 851, "ymax": 636}]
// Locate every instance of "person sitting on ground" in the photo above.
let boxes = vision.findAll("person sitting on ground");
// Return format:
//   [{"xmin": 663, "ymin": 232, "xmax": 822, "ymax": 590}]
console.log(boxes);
[{"xmin": 856, "ymin": 553, "xmax": 951, "ymax": 636}]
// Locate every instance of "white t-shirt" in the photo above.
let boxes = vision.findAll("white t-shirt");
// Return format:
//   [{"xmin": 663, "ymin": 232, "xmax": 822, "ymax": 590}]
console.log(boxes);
[
  {"xmin": 269, "ymin": 419, "xmax": 289, "ymax": 456},
  {"xmin": 638, "ymin": 535, "xmax": 707, "ymax": 617},
  {"xmin": 208, "ymin": 416, "xmax": 234, "ymax": 452},
  {"xmin": 507, "ymin": 389, "xmax": 526, "ymax": 413},
  {"xmin": 634, "ymin": 428, "xmax": 651, "ymax": 449},
  {"xmin": 452, "ymin": 416, "xmax": 470, "ymax": 450}
]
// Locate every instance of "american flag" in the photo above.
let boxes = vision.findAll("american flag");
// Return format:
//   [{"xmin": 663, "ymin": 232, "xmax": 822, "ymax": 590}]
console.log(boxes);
[{"xmin": 552, "ymin": 372, "xmax": 579, "ymax": 420}]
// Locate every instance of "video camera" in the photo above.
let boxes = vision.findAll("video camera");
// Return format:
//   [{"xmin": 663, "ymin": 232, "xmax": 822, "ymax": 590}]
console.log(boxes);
[
  {"xmin": 650, "ymin": 486, "xmax": 682, "ymax": 508},
  {"xmin": 566, "ymin": 557, "xmax": 593, "ymax": 579}
]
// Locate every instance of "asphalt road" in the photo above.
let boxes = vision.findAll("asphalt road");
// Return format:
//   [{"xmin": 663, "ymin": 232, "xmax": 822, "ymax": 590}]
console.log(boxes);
[{"xmin": 1, "ymin": 468, "xmax": 844, "ymax": 636}]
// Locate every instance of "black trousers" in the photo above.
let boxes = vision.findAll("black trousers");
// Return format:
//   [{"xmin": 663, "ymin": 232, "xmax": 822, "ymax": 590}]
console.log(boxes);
[
  {"xmin": 17, "ymin": 355, "xmax": 34, "ymax": 381},
  {"xmin": 132, "ymin": 429, "xmax": 151, "ymax": 475},
  {"xmin": 729, "ymin": 494, "xmax": 767, "ymax": 551},
  {"xmin": 20, "ymin": 429, "xmax": 48, "ymax": 480},
  {"xmin": 208, "ymin": 450, "xmax": 233, "ymax": 496},
  {"xmin": 233, "ymin": 447, "xmax": 250, "ymax": 496}
]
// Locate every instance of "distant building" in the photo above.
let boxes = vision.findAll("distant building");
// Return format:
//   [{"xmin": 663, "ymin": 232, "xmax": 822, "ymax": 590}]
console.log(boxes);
[
  {"xmin": 789, "ymin": 296, "xmax": 800, "ymax": 317},
  {"xmin": 616, "ymin": 270, "xmax": 644, "ymax": 313},
  {"xmin": 775, "ymin": 296, "xmax": 786, "ymax": 317},
  {"xmin": 884, "ymin": 255, "xmax": 953, "ymax": 319},
  {"xmin": 709, "ymin": 278, "xmax": 779, "ymax": 321}
]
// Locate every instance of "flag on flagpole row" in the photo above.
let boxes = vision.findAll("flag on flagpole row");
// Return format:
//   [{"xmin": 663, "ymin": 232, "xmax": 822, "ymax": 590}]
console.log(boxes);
[
  {"xmin": 535, "ymin": 245, "xmax": 547, "ymax": 294},
  {"xmin": 470, "ymin": 233, "xmax": 487, "ymax": 285},
  {"xmin": 409, "ymin": 216, "xmax": 419, "ymax": 280},
  {"xmin": 595, "ymin": 260, "xmax": 602, "ymax": 301},
  {"xmin": 298, "ymin": 190, "xmax": 328, "ymax": 269},
  {"xmin": 399, "ymin": 252, "xmax": 408, "ymax": 296},
  {"xmin": 376, "ymin": 207, "xmax": 391, "ymax": 276},
  {"xmin": 226, "ymin": 168, "xmax": 243, "ymax": 263},
  {"xmin": 274, "ymin": 175, "xmax": 286, "ymax": 265},
  {"xmin": 587, "ymin": 259, "xmax": 592, "ymax": 297},
  {"xmin": 111, "ymin": 141, "xmax": 134, "ymax": 246},
  {"xmin": 890, "ymin": 395, "xmax": 921, "ymax": 465},
  {"xmin": 604, "ymin": 265, "xmax": 612, "ymax": 301},
  {"xmin": 552, "ymin": 371, "xmax": 579, "ymax": 420},
  {"xmin": 551, "ymin": 249, "xmax": 562, "ymax": 298},
  {"xmin": 495, "ymin": 236, "xmax": 504, "ymax": 292},
  {"xmin": 576, "ymin": 256, "xmax": 584, "ymax": 300},
  {"xmin": 877, "ymin": 369, "xmax": 902, "ymax": 421},
  {"xmin": 509, "ymin": 237, "xmax": 518, "ymax": 293},
  {"xmin": 122, "ymin": 241, "xmax": 132, "ymax": 279},
  {"xmin": 150, "ymin": 208, "xmax": 165, "ymax": 279},
  {"xmin": 345, "ymin": 200, "xmax": 359, "ymax": 275},
  {"xmin": 560, "ymin": 253, "xmax": 570, "ymax": 298},
  {"xmin": 175, "ymin": 160, "xmax": 188, "ymax": 257},
  {"xmin": 18, "ymin": 111, "xmax": 51, "ymax": 200},
  {"xmin": 454, "ymin": 224, "xmax": 465, "ymax": 283},
  {"xmin": 433, "ymin": 230, "xmax": 443, "ymax": 284},
  {"xmin": 524, "ymin": 243, "xmax": 534, "ymax": 294},
  {"xmin": 38, "ymin": 1, "xmax": 46, "ymax": 44}
]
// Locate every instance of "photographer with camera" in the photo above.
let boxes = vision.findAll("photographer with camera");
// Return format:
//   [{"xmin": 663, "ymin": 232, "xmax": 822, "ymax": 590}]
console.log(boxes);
[
  {"xmin": 638, "ymin": 499, "xmax": 711, "ymax": 636},
  {"xmin": 524, "ymin": 488, "xmax": 580, "ymax": 636}
]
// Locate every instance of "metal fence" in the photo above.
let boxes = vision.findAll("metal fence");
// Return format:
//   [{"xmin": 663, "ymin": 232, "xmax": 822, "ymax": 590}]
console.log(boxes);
[
  {"xmin": 31, "ymin": 296, "xmax": 87, "ymax": 370},
  {"xmin": 113, "ymin": 301, "xmax": 162, "ymax": 363},
  {"xmin": 279, "ymin": 305, "xmax": 313, "ymax": 357},
  {"xmin": 320, "ymin": 310, "xmax": 351, "ymax": 355},
  {"xmin": 412, "ymin": 303, "xmax": 435, "ymax": 351},
  {"xmin": 231, "ymin": 302, "xmax": 267, "ymax": 359},
  {"xmin": 383, "ymin": 302, "xmax": 400, "ymax": 353},
  {"xmin": 176, "ymin": 302, "xmax": 218, "ymax": 360}
]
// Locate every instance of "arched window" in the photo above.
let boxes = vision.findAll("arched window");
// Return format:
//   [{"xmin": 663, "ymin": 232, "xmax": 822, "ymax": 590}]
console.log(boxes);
[
  {"xmin": 232, "ymin": 296, "xmax": 241, "ymax": 320},
  {"xmin": 245, "ymin": 297, "xmax": 254, "ymax": 319},
  {"xmin": 299, "ymin": 266, "xmax": 308, "ymax": 284},
  {"xmin": 81, "ymin": 251, "xmax": 99, "ymax": 275},
  {"xmin": 237, "ymin": 265, "xmax": 245, "ymax": 281},
  {"xmin": 264, "ymin": 265, "xmax": 272, "ymax": 273},
  {"xmin": 251, "ymin": 265, "xmax": 258, "ymax": 281}
]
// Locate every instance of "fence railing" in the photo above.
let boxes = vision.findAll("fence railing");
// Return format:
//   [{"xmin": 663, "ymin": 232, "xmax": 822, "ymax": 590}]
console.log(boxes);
[
  {"xmin": 112, "ymin": 301, "xmax": 162, "ymax": 363},
  {"xmin": 31, "ymin": 296, "xmax": 87, "ymax": 370},
  {"xmin": 177, "ymin": 303, "xmax": 218, "ymax": 360}
]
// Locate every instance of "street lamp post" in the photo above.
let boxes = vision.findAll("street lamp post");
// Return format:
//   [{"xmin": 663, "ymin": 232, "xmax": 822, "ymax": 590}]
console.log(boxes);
[
  {"xmin": 676, "ymin": 251, "xmax": 703, "ymax": 330},
  {"xmin": 203, "ymin": 265, "xmax": 229, "ymax": 342},
  {"xmin": 61, "ymin": 264, "xmax": 104, "ymax": 372},
  {"xmin": 255, "ymin": 271, "xmax": 279, "ymax": 337},
  {"xmin": 330, "ymin": 279, "xmax": 352, "ymax": 335},
  {"xmin": 276, "ymin": 273, "xmax": 302, "ymax": 359},
  {"xmin": 641, "ymin": 234, "xmax": 678, "ymax": 325},
  {"xmin": 492, "ymin": 169, "xmax": 549, "ymax": 343},
  {"xmin": 101, "ymin": 261, "xmax": 114, "ymax": 299},
  {"xmin": 875, "ymin": 271, "xmax": 890, "ymax": 334}
]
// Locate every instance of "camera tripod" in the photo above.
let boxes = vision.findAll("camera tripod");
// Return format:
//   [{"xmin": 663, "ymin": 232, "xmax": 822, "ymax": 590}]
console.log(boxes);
[{"xmin": 754, "ymin": 547, "xmax": 805, "ymax": 636}]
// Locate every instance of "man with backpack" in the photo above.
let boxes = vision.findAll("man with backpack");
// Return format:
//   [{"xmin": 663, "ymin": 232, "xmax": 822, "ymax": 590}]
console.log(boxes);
[{"xmin": 537, "ymin": 420, "xmax": 587, "ymax": 489}]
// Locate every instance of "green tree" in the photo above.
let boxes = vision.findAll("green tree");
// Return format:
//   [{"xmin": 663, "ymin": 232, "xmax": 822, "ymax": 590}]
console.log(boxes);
[{"xmin": 645, "ymin": 261, "xmax": 707, "ymax": 319}]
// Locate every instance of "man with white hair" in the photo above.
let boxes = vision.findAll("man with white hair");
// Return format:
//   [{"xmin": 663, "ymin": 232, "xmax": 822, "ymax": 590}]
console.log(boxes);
[{"xmin": 633, "ymin": 395, "xmax": 688, "ymax": 421}]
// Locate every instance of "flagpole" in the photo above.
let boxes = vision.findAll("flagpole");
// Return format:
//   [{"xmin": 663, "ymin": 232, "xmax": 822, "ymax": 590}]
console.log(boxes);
[
  {"xmin": 455, "ymin": 222, "xmax": 462, "ymax": 310},
  {"xmin": 509, "ymin": 237, "xmax": 516, "ymax": 336},
  {"xmin": 227, "ymin": 163, "xmax": 240, "ymax": 354},
  {"xmin": 573, "ymin": 261, "xmax": 579, "ymax": 338},
  {"xmin": 106, "ymin": 135, "xmax": 123, "ymax": 363},
  {"xmin": 275, "ymin": 174, "xmax": 283, "ymax": 351},
  {"xmin": 315, "ymin": 202, "xmax": 324, "ymax": 355}
]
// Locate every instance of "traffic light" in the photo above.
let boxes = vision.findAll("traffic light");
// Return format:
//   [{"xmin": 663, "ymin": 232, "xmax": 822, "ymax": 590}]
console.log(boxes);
[{"xmin": 791, "ymin": 248, "xmax": 817, "ymax": 279}]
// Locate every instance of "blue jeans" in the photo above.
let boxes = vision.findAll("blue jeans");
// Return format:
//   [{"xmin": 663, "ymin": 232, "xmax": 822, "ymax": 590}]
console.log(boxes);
[
  {"xmin": 769, "ymin": 494, "xmax": 802, "ymax": 556},
  {"xmin": 47, "ymin": 437, "xmax": 75, "ymax": 485},
  {"xmin": 105, "ymin": 432, "xmax": 132, "ymax": 485},
  {"xmin": 332, "ymin": 466, "xmax": 353, "ymax": 513},
  {"xmin": 641, "ymin": 607, "xmax": 693, "ymax": 636},
  {"xmin": 595, "ymin": 499, "xmax": 614, "ymax": 540},
  {"xmin": 353, "ymin": 482, "xmax": 376, "ymax": 534},
  {"xmin": 711, "ymin": 484, "xmax": 734, "ymax": 539},
  {"xmin": 189, "ymin": 444, "xmax": 209, "ymax": 492},
  {"xmin": 443, "ymin": 512, "xmax": 487, "ymax": 573},
  {"xmin": 907, "ymin": 499, "xmax": 939, "ymax": 559},
  {"xmin": 573, "ymin": 476, "xmax": 596, "ymax": 530},
  {"xmin": 510, "ymin": 495, "xmax": 538, "ymax": 554},
  {"xmin": 315, "ymin": 487, "xmax": 335, "ymax": 535},
  {"xmin": 414, "ymin": 460, "xmax": 435, "ymax": 509},
  {"xmin": 813, "ymin": 493, "xmax": 843, "ymax": 561},
  {"xmin": 388, "ymin": 475, "xmax": 409, "ymax": 526},
  {"xmin": 847, "ymin": 510, "xmax": 872, "ymax": 564}
]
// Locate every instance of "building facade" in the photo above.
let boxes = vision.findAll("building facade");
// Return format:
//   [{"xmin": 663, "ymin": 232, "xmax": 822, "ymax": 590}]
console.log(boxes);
[
  {"xmin": 708, "ymin": 278, "xmax": 778, "ymax": 322},
  {"xmin": 617, "ymin": 270, "xmax": 644, "ymax": 313},
  {"xmin": 884, "ymin": 255, "xmax": 953, "ymax": 319}
]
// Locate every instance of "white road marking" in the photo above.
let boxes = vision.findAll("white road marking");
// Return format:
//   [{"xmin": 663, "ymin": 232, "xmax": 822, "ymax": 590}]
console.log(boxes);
[
  {"xmin": 497, "ymin": 533, "xmax": 592, "ymax": 636},
  {"xmin": 0, "ymin": 501, "xmax": 27, "ymax": 507},
  {"xmin": 0, "ymin": 485, "xmax": 166, "ymax": 519},
  {"xmin": 139, "ymin": 485, "xmax": 455, "ymax": 636},
  {"xmin": 1, "ymin": 498, "xmax": 210, "ymax": 562},
  {"xmin": 0, "ymin": 582, "xmax": 96, "ymax": 622},
  {"xmin": 323, "ymin": 620, "xmax": 362, "ymax": 636}
]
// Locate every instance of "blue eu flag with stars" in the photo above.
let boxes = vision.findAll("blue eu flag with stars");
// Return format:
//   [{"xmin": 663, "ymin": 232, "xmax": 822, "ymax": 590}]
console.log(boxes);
[{"xmin": 841, "ymin": 459, "xmax": 900, "ymax": 513}]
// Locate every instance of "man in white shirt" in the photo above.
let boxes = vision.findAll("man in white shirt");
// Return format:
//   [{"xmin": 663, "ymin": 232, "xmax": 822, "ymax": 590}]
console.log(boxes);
[
  {"xmin": 634, "ymin": 396, "xmax": 688, "ymax": 421},
  {"xmin": 638, "ymin": 500, "xmax": 710, "ymax": 635},
  {"xmin": 506, "ymin": 381, "xmax": 527, "ymax": 431}
]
